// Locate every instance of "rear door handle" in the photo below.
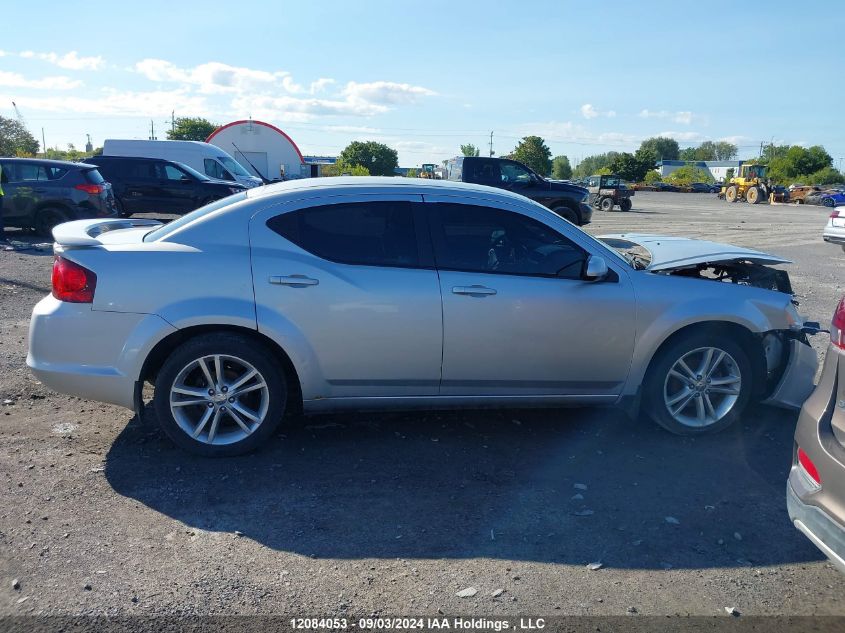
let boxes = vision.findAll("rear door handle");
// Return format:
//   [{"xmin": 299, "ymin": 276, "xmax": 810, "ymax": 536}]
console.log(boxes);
[
  {"xmin": 269, "ymin": 275, "xmax": 319, "ymax": 287},
  {"xmin": 452, "ymin": 285, "xmax": 497, "ymax": 296}
]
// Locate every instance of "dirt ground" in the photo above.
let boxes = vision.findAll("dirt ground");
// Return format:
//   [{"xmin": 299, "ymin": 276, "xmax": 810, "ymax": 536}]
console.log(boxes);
[{"xmin": 1, "ymin": 192, "xmax": 844, "ymax": 622}]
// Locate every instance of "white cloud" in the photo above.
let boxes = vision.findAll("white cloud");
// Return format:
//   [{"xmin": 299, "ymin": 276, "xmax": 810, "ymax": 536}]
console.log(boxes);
[
  {"xmin": 718, "ymin": 135, "xmax": 751, "ymax": 145},
  {"xmin": 135, "ymin": 59, "xmax": 287, "ymax": 94},
  {"xmin": 323, "ymin": 125, "xmax": 382, "ymax": 134},
  {"xmin": 342, "ymin": 81, "xmax": 436, "ymax": 105},
  {"xmin": 0, "ymin": 71, "xmax": 82, "ymax": 90},
  {"xmin": 516, "ymin": 121, "xmax": 637, "ymax": 147},
  {"xmin": 309, "ymin": 78, "xmax": 335, "ymax": 94},
  {"xmin": 17, "ymin": 50, "xmax": 104, "ymax": 70},
  {"xmin": 3, "ymin": 88, "xmax": 209, "ymax": 117},
  {"xmin": 580, "ymin": 104, "xmax": 616, "ymax": 120},
  {"xmin": 639, "ymin": 109, "xmax": 696, "ymax": 125},
  {"xmin": 658, "ymin": 130, "xmax": 706, "ymax": 142}
]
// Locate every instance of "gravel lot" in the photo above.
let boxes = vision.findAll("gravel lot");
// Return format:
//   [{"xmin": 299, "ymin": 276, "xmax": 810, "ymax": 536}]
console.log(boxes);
[{"xmin": 1, "ymin": 192, "xmax": 844, "ymax": 622}]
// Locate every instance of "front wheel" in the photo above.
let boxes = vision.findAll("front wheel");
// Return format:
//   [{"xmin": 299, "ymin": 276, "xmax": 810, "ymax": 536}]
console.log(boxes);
[
  {"xmin": 823, "ymin": 197, "xmax": 835, "ymax": 208},
  {"xmin": 153, "ymin": 333, "xmax": 287, "ymax": 456},
  {"xmin": 747, "ymin": 186, "xmax": 761, "ymax": 204},
  {"xmin": 599, "ymin": 197, "xmax": 614, "ymax": 212},
  {"xmin": 34, "ymin": 207, "xmax": 69, "ymax": 237},
  {"xmin": 725, "ymin": 185, "xmax": 739, "ymax": 203},
  {"xmin": 552, "ymin": 206, "xmax": 579, "ymax": 224},
  {"xmin": 643, "ymin": 331, "xmax": 752, "ymax": 435}
]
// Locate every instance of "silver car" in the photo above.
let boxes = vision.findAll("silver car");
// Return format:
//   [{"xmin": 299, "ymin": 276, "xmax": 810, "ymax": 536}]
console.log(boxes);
[
  {"xmin": 823, "ymin": 208, "xmax": 845, "ymax": 251},
  {"xmin": 28, "ymin": 178, "xmax": 818, "ymax": 456}
]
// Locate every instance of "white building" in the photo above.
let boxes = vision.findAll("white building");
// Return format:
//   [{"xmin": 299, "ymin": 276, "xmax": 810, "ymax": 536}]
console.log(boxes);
[
  {"xmin": 656, "ymin": 160, "xmax": 743, "ymax": 181},
  {"xmin": 206, "ymin": 119, "xmax": 306, "ymax": 180}
]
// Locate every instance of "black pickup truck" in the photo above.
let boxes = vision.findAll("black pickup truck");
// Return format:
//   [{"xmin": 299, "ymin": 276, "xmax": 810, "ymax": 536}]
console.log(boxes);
[{"xmin": 445, "ymin": 156, "xmax": 592, "ymax": 225}]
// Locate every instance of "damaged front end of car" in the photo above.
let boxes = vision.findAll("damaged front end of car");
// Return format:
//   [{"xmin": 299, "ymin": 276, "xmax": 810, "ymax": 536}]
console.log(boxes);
[{"xmin": 600, "ymin": 233, "xmax": 820, "ymax": 410}]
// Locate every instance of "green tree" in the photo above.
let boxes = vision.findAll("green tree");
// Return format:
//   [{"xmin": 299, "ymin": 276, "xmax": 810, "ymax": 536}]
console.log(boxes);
[
  {"xmin": 460, "ymin": 143, "xmax": 481, "ymax": 157},
  {"xmin": 166, "ymin": 117, "xmax": 219, "ymax": 141},
  {"xmin": 0, "ymin": 116, "xmax": 39, "ymax": 156},
  {"xmin": 639, "ymin": 136, "xmax": 679, "ymax": 161},
  {"xmin": 665, "ymin": 165, "xmax": 714, "ymax": 186},
  {"xmin": 573, "ymin": 152, "xmax": 619, "ymax": 179},
  {"xmin": 679, "ymin": 147, "xmax": 697, "ymax": 161},
  {"xmin": 714, "ymin": 141, "xmax": 738, "ymax": 160},
  {"xmin": 805, "ymin": 167, "xmax": 845, "ymax": 185},
  {"xmin": 510, "ymin": 135, "xmax": 552, "ymax": 176},
  {"xmin": 608, "ymin": 148, "xmax": 656, "ymax": 182},
  {"xmin": 321, "ymin": 159, "xmax": 370, "ymax": 177},
  {"xmin": 766, "ymin": 144, "xmax": 834, "ymax": 184},
  {"xmin": 339, "ymin": 140, "xmax": 398, "ymax": 177},
  {"xmin": 643, "ymin": 170, "xmax": 662, "ymax": 184},
  {"xmin": 405, "ymin": 168, "xmax": 419, "ymax": 178},
  {"xmin": 551, "ymin": 155, "xmax": 572, "ymax": 180}
]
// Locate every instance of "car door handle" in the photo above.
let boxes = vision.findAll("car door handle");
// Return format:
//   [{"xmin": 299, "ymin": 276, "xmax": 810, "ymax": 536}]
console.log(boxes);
[
  {"xmin": 269, "ymin": 275, "xmax": 319, "ymax": 287},
  {"xmin": 452, "ymin": 285, "xmax": 497, "ymax": 296}
]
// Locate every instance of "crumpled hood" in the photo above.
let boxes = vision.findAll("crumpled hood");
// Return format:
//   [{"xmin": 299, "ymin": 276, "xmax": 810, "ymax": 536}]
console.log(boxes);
[{"xmin": 598, "ymin": 233, "xmax": 790, "ymax": 271}]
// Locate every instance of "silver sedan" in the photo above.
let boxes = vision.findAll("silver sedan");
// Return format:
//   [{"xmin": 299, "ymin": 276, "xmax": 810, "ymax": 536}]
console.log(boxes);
[{"xmin": 28, "ymin": 178, "xmax": 817, "ymax": 455}]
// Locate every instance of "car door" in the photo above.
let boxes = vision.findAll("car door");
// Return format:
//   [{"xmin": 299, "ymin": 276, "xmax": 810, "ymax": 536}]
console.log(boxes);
[
  {"xmin": 155, "ymin": 162, "xmax": 199, "ymax": 214},
  {"xmin": 0, "ymin": 161, "xmax": 42, "ymax": 226},
  {"xmin": 425, "ymin": 197, "xmax": 636, "ymax": 398},
  {"xmin": 250, "ymin": 195, "xmax": 443, "ymax": 400},
  {"xmin": 120, "ymin": 159, "xmax": 163, "ymax": 214}
]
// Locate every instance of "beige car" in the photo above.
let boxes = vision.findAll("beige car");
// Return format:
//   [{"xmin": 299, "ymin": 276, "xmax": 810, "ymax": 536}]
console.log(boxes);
[{"xmin": 788, "ymin": 296, "xmax": 845, "ymax": 573}]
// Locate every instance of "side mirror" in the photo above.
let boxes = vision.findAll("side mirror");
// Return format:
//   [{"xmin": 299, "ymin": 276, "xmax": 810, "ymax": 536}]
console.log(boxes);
[{"xmin": 583, "ymin": 255, "xmax": 608, "ymax": 282}]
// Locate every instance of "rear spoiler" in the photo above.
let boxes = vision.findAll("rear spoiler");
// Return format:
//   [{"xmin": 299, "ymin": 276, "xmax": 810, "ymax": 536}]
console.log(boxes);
[{"xmin": 52, "ymin": 219, "xmax": 163, "ymax": 247}]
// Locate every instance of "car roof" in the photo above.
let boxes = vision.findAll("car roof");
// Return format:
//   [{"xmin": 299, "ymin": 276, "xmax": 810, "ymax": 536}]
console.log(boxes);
[
  {"xmin": 0, "ymin": 157, "xmax": 91, "ymax": 168},
  {"xmin": 245, "ymin": 176, "xmax": 536, "ymax": 205}
]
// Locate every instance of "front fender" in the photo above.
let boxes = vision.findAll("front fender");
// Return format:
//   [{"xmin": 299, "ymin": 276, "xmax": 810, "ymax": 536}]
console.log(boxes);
[{"xmin": 624, "ymin": 273, "xmax": 795, "ymax": 396}]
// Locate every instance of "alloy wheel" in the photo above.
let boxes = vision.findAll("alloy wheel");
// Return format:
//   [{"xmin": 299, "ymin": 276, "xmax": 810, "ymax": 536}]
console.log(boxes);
[
  {"xmin": 663, "ymin": 346, "xmax": 741, "ymax": 428},
  {"xmin": 169, "ymin": 354, "xmax": 270, "ymax": 445}
]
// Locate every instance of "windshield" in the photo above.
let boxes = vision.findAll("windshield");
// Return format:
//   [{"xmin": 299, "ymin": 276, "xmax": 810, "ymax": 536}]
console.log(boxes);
[
  {"xmin": 142, "ymin": 192, "xmax": 248, "ymax": 242},
  {"xmin": 175, "ymin": 161, "xmax": 210, "ymax": 181},
  {"xmin": 217, "ymin": 156, "xmax": 252, "ymax": 178}
]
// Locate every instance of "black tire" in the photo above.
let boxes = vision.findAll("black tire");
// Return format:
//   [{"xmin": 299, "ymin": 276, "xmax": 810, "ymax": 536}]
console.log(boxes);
[
  {"xmin": 725, "ymin": 185, "xmax": 739, "ymax": 203},
  {"xmin": 115, "ymin": 198, "xmax": 131, "ymax": 218},
  {"xmin": 599, "ymin": 197, "xmax": 614, "ymax": 212},
  {"xmin": 747, "ymin": 186, "xmax": 761, "ymax": 204},
  {"xmin": 643, "ymin": 330, "xmax": 752, "ymax": 436},
  {"xmin": 619, "ymin": 198, "xmax": 632, "ymax": 212},
  {"xmin": 552, "ymin": 206, "xmax": 579, "ymax": 224},
  {"xmin": 823, "ymin": 197, "xmax": 835, "ymax": 208},
  {"xmin": 153, "ymin": 333, "xmax": 288, "ymax": 456},
  {"xmin": 34, "ymin": 207, "xmax": 70, "ymax": 237}
]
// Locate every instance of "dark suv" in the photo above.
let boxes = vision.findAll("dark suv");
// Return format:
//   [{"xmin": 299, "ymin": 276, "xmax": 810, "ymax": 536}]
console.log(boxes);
[
  {"xmin": 0, "ymin": 158, "xmax": 117, "ymax": 236},
  {"xmin": 445, "ymin": 156, "xmax": 592, "ymax": 225},
  {"xmin": 82, "ymin": 156, "xmax": 246, "ymax": 217}
]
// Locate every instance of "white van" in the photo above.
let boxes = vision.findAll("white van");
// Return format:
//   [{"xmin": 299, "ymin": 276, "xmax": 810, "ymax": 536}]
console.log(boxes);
[{"xmin": 102, "ymin": 140, "xmax": 264, "ymax": 189}]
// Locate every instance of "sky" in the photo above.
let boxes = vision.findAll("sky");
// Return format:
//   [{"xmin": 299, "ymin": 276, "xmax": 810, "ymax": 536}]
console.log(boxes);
[{"xmin": 2, "ymin": 0, "xmax": 844, "ymax": 168}]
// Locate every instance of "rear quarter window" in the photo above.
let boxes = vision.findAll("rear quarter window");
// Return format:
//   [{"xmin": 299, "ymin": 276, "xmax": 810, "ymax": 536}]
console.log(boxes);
[{"xmin": 82, "ymin": 168, "xmax": 105, "ymax": 184}]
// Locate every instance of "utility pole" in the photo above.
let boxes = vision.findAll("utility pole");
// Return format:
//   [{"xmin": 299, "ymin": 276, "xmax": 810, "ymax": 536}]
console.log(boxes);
[
  {"xmin": 149, "ymin": 120, "xmax": 156, "ymax": 141},
  {"xmin": 171, "ymin": 110, "xmax": 175, "ymax": 135},
  {"xmin": 488, "ymin": 131, "xmax": 494, "ymax": 157},
  {"xmin": 41, "ymin": 128, "xmax": 46, "ymax": 158}
]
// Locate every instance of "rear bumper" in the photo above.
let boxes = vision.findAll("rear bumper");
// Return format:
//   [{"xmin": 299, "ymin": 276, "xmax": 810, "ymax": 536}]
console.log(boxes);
[
  {"xmin": 27, "ymin": 296, "xmax": 176, "ymax": 410},
  {"xmin": 823, "ymin": 229, "xmax": 845, "ymax": 246},
  {"xmin": 787, "ymin": 478, "xmax": 845, "ymax": 574}
]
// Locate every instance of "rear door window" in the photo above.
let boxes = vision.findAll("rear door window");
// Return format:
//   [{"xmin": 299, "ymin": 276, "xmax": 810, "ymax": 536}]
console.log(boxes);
[
  {"xmin": 465, "ymin": 160, "xmax": 501, "ymax": 186},
  {"xmin": 125, "ymin": 160, "xmax": 156, "ymax": 180},
  {"xmin": 267, "ymin": 201, "xmax": 420, "ymax": 268}
]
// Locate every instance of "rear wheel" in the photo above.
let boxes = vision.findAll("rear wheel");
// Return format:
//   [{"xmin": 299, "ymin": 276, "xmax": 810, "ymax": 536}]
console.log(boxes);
[
  {"xmin": 747, "ymin": 186, "xmax": 761, "ymax": 204},
  {"xmin": 823, "ymin": 197, "xmax": 835, "ymax": 208},
  {"xmin": 725, "ymin": 185, "xmax": 739, "ymax": 203},
  {"xmin": 619, "ymin": 198, "xmax": 632, "ymax": 212},
  {"xmin": 153, "ymin": 333, "xmax": 287, "ymax": 456},
  {"xmin": 34, "ymin": 207, "xmax": 69, "ymax": 237},
  {"xmin": 644, "ymin": 331, "xmax": 752, "ymax": 435},
  {"xmin": 599, "ymin": 197, "xmax": 614, "ymax": 212}
]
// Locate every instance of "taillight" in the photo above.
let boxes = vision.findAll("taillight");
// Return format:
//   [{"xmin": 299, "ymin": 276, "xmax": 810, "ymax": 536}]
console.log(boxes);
[
  {"xmin": 832, "ymin": 297, "xmax": 845, "ymax": 349},
  {"xmin": 51, "ymin": 257, "xmax": 97, "ymax": 303},
  {"xmin": 75, "ymin": 183, "xmax": 104, "ymax": 195},
  {"xmin": 831, "ymin": 210, "xmax": 840, "ymax": 219},
  {"xmin": 797, "ymin": 447, "xmax": 821, "ymax": 485}
]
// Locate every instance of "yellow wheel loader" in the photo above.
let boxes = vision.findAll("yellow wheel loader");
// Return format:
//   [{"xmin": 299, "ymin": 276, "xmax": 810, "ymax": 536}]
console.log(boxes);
[{"xmin": 722, "ymin": 164, "xmax": 771, "ymax": 204}]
